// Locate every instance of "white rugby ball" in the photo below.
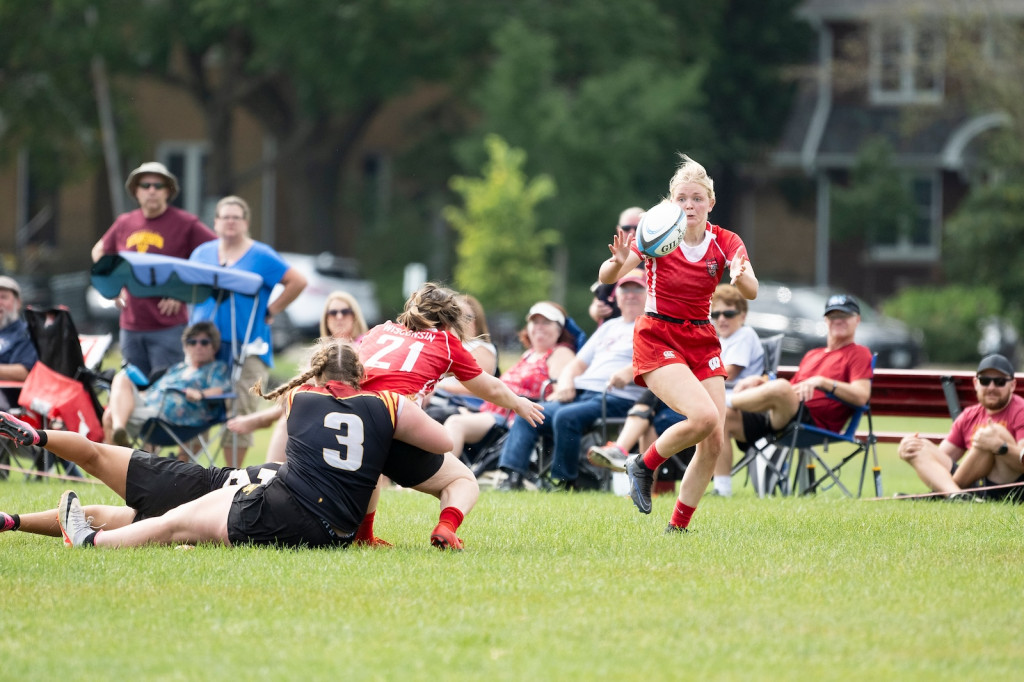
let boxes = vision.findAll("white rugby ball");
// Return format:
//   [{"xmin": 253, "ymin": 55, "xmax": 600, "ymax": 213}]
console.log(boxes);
[{"xmin": 636, "ymin": 202, "xmax": 684, "ymax": 258}]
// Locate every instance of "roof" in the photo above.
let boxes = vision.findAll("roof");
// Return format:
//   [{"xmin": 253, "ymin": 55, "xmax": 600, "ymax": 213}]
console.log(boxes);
[{"xmin": 800, "ymin": 0, "xmax": 1024, "ymax": 21}]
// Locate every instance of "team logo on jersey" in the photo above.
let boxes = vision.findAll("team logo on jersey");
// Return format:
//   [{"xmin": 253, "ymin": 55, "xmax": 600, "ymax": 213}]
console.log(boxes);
[
  {"xmin": 663, "ymin": 350, "xmax": 676, "ymax": 359},
  {"xmin": 705, "ymin": 259, "xmax": 719, "ymax": 278},
  {"xmin": 708, "ymin": 356, "xmax": 722, "ymax": 371},
  {"xmin": 125, "ymin": 230, "xmax": 166, "ymax": 253}
]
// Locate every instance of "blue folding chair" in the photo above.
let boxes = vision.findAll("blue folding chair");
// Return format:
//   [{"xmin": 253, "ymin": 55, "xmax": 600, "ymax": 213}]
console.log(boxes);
[
  {"xmin": 734, "ymin": 350, "xmax": 879, "ymax": 498},
  {"xmin": 780, "ymin": 354, "xmax": 880, "ymax": 498}
]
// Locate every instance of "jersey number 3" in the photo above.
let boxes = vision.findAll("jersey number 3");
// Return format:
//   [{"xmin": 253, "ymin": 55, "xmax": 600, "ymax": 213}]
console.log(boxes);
[{"xmin": 323, "ymin": 413, "xmax": 365, "ymax": 471}]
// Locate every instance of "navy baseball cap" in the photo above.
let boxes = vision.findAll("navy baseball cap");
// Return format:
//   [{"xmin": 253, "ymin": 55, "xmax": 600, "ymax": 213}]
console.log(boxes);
[
  {"xmin": 824, "ymin": 294, "xmax": 860, "ymax": 316},
  {"xmin": 977, "ymin": 354, "xmax": 1015, "ymax": 377}
]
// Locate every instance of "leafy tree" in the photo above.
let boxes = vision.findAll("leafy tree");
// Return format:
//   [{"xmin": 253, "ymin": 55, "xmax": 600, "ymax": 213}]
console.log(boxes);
[
  {"xmin": 830, "ymin": 138, "xmax": 918, "ymax": 248},
  {"xmin": 103, "ymin": 0, "xmax": 494, "ymax": 255},
  {"xmin": 444, "ymin": 135, "xmax": 558, "ymax": 313},
  {"xmin": 883, "ymin": 285, "xmax": 1008, "ymax": 363},
  {"xmin": 458, "ymin": 0, "xmax": 811, "ymax": 314},
  {"xmin": 0, "ymin": 1, "xmax": 109, "ymax": 212},
  {"xmin": 943, "ymin": 169, "xmax": 1024, "ymax": 318}
]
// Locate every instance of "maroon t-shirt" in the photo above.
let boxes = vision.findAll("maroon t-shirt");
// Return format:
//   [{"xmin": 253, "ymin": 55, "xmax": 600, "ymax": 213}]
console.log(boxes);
[{"xmin": 99, "ymin": 206, "xmax": 216, "ymax": 331}]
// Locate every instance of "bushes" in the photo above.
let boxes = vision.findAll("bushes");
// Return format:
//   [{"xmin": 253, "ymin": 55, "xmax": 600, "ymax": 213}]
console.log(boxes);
[{"xmin": 881, "ymin": 285, "xmax": 1009, "ymax": 364}]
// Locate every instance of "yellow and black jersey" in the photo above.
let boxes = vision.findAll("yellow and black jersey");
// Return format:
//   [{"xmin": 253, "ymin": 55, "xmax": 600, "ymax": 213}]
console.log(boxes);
[{"xmin": 278, "ymin": 381, "xmax": 402, "ymax": 533}]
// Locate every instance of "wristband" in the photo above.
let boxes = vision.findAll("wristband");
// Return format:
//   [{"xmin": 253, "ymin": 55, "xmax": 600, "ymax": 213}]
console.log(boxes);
[{"xmin": 832, "ymin": 381, "xmax": 837, "ymax": 393}]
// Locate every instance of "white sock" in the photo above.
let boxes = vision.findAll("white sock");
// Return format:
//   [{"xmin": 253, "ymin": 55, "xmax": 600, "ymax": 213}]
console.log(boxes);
[{"xmin": 714, "ymin": 475, "xmax": 732, "ymax": 496}]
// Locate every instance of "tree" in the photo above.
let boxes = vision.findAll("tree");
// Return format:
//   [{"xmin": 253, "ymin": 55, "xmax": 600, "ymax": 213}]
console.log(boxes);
[
  {"xmin": 457, "ymin": 0, "xmax": 811, "ymax": 313},
  {"xmin": 444, "ymin": 135, "xmax": 558, "ymax": 313},
  {"xmin": 830, "ymin": 138, "xmax": 918, "ymax": 249},
  {"xmin": 104, "ymin": 0, "xmax": 494, "ymax": 255},
  {"xmin": 943, "ymin": 172, "xmax": 1024, "ymax": 317}
]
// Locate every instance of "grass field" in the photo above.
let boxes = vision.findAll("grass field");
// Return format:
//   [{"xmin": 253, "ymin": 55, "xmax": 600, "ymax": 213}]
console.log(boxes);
[{"xmin": 2, "ymin": 431, "xmax": 1022, "ymax": 681}]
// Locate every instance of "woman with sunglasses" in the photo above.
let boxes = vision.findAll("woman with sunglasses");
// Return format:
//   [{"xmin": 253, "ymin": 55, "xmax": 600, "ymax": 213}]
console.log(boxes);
[
  {"xmin": 102, "ymin": 322, "xmax": 231, "ymax": 448},
  {"xmin": 320, "ymin": 290, "xmax": 369, "ymax": 342}
]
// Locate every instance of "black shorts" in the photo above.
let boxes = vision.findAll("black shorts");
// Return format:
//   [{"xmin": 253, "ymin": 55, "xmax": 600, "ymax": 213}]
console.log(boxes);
[
  {"xmin": 979, "ymin": 473, "xmax": 1024, "ymax": 502},
  {"xmin": 382, "ymin": 439, "xmax": 445, "ymax": 488},
  {"xmin": 226, "ymin": 478, "xmax": 354, "ymax": 548},
  {"xmin": 738, "ymin": 409, "xmax": 816, "ymax": 450},
  {"xmin": 125, "ymin": 451, "xmax": 217, "ymax": 521}
]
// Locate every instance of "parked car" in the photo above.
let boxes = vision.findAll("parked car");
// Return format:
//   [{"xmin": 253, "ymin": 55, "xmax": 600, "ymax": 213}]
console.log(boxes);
[
  {"xmin": 744, "ymin": 282, "xmax": 925, "ymax": 369},
  {"xmin": 273, "ymin": 252, "xmax": 381, "ymax": 343}
]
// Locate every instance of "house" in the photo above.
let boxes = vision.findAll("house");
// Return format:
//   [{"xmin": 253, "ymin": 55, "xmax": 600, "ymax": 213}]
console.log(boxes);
[{"xmin": 743, "ymin": 0, "xmax": 1021, "ymax": 304}]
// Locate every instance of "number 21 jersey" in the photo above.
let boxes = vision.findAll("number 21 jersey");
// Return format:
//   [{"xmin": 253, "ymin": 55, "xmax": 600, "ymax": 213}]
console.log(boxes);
[{"xmin": 358, "ymin": 321, "xmax": 483, "ymax": 405}]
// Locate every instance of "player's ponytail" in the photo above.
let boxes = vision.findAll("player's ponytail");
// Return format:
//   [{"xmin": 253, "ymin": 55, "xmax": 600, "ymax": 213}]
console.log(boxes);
[{"xmin": 397, "ymin": 282, "xmax": 465, "ymax": 339}]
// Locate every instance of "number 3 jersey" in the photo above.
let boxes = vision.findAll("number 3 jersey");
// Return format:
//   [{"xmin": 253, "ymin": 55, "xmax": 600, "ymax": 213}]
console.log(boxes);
[
  {"xmin": 358, "ymin": 321, "xmax": 483, "ymax": 405},
  {"xmin": 278, "ymin": 381, "xmax": 403, "ymax": 534}
]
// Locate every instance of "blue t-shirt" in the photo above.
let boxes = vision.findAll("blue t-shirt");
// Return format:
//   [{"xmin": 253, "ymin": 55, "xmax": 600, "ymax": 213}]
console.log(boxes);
[
  {"xmin": 189, "ymin": 241, "xmax": 289, "ymax": 367},
  {"xmin": 0, "ymin": 318, "xmax": 38, "ymax": 371}
]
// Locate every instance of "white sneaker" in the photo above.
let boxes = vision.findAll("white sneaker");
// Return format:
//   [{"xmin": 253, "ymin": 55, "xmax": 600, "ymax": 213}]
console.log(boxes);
[{"xmin": 57, "ymin": 490, "xmax": 96, "ymax": 547}]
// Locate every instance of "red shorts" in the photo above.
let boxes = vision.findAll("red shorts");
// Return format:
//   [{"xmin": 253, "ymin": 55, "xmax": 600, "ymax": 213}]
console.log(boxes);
[{"xmin": 632, "ymin": 314, "xmax": 727, "ymax": 386}]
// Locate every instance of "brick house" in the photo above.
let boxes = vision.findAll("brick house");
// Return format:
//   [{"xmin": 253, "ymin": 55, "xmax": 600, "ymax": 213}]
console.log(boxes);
[{"xmin": 742, "ymin": 0, "xmax": 1021, "ymax": 304}]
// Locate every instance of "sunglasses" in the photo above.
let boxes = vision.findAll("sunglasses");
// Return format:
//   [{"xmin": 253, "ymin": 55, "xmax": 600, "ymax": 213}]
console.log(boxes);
[
  {"xmin": 977, "ymin": 376, "xmax": 1010, "ymax": 387},
  {"xmin": 186, "ymin": 338, "xmax": 212, "ymax": 346},
  {"xmin": 710, "ymin": 310, "xmax": 740, "ymax": 320},
  {"xmin": 327, "ymin": 308, "xmax": 353, "ymax": 318},
  {"xmin": 619, "ymin": 224, "xmax": 638, "ymax": 232},
  {"xmin": 138, "ymin": 182, "xmax": 166, "ymax": 190}
]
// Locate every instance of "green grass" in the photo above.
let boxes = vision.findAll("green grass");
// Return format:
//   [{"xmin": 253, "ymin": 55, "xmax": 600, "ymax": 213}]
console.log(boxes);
[{"xmin": 2, "ymin": 442, "xmax": 1022, "ymax": 681}]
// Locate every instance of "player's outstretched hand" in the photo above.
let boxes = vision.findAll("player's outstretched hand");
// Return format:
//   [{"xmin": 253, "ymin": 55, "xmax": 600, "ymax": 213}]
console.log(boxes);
[
  {"xmin": 607, "ymin": 230, "xmax": 633, "ymax": 265},
  {"xmin": 514, "ymin": 396, "xmax": 545, "ymax": 427},
  {"xmin": 728, "ymin": 254, "xmax": 748, "ymax": 285}
]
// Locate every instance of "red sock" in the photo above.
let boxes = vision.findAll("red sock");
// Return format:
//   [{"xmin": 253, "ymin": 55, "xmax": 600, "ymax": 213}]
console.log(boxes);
[
  {"xmin": 437, "ymin": 506, "xmax": 464, "ymax": 532},
  {"xmin": 641, "ymin": 442, "xmax": 667, "ymax": 471},
  {"xmin": 354, "ymin": 511, "xmax": 376, "ymax": 543},
  {"xmin": 669, "ymin": 499, "xmax": 697, "ymax": 529}
]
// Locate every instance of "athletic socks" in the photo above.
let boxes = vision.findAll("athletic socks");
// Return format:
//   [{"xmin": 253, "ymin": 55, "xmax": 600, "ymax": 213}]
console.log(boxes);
[
  {"xmin": 641, "ymin": 442, "xmax": 667, "ymax": 472},
  {"xmin": 437, "ymin": 506, "xmax": 464, "ymax": 533},
  {"xmin": 0, "ymin": 512, "xmax": 19, "ymax": 532},
  {"xmin": 713, "ymin": 475, "xmax": 732, "ymax": 497},
  {"xmin": 669, "ymin": 499, "xmax": 696, "ymax": 529}
]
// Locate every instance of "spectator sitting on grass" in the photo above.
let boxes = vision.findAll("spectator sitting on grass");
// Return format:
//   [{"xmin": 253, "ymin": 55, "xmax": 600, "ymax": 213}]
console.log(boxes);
[{"xmin": 898, "ymin": 354, "xmax": 1024, "ymax": 501}]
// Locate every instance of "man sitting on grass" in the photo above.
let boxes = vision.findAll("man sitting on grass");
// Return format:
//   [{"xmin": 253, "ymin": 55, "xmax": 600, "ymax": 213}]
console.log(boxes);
[{"xmin": 898, "ymin": 354, "xmax": 1024, "ymax": 501}]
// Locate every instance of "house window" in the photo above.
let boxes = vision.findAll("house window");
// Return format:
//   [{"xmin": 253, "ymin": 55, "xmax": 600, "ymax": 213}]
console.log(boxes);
[
  {"xmin": 868, "ymin": 173, "xmax": 939, "ymax": 261},
  {"xmin": 155, "ymin": 142, "xmax": 211, "ymax": 220},
  {"xmin": 870, "ymin": 23, "xmax": 944, "ymax": 105}
]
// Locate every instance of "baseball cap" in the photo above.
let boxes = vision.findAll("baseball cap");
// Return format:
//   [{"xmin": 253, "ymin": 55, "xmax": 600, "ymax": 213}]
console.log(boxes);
[
  {"xmin": 977, "ymin": 354, "xmax": 1015, "ymax": 377},
  {"xmin": 527, "ymin": 302, "xmax": 565, "ymax": 327},
  {"xmin": 125, "ymin": 161, "xmax": 180, "ymax": 200},
  {"xmin": 824, "ymin": 294, "xmax": 860, "ymax": 316},
  {"xmin": 616, "ymin": 268, "xmax": 646, "ymax": 290},
  {"xmin": 0, "ymin": 275, "xmax": 21, "ymax": 298}
]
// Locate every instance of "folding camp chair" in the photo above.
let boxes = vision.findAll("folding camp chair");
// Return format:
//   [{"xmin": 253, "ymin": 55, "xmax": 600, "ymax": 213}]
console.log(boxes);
[
  {"xmin": 0, "ymin": 306, "xmax": 109, "ymax": 480},
  {"xmin": 135, "ymin": 390, "xmax": 232, "ymax": 467},
  {"xmin": 729, "ymin": 334, "xmax": 789, "ymax": 495},
  {"xmin": 735, "ymin": 352, "xmax": 880, "ymax": 498}
]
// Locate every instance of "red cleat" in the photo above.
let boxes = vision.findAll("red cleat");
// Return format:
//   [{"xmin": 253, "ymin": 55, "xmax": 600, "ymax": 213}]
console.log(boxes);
[
  {"xmin": 354, "ymin": 535, "xmax": 393, "ymax": 548},
  {"xmin": 430, "ymin": 523, "xmax": 464, "ymax": 551}
]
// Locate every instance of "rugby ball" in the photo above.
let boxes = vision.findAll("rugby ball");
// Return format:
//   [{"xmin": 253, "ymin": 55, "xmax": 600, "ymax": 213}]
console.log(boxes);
[{"xmin": 636, "ymin": 202, "xmax": 685, "ymax": 258}]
